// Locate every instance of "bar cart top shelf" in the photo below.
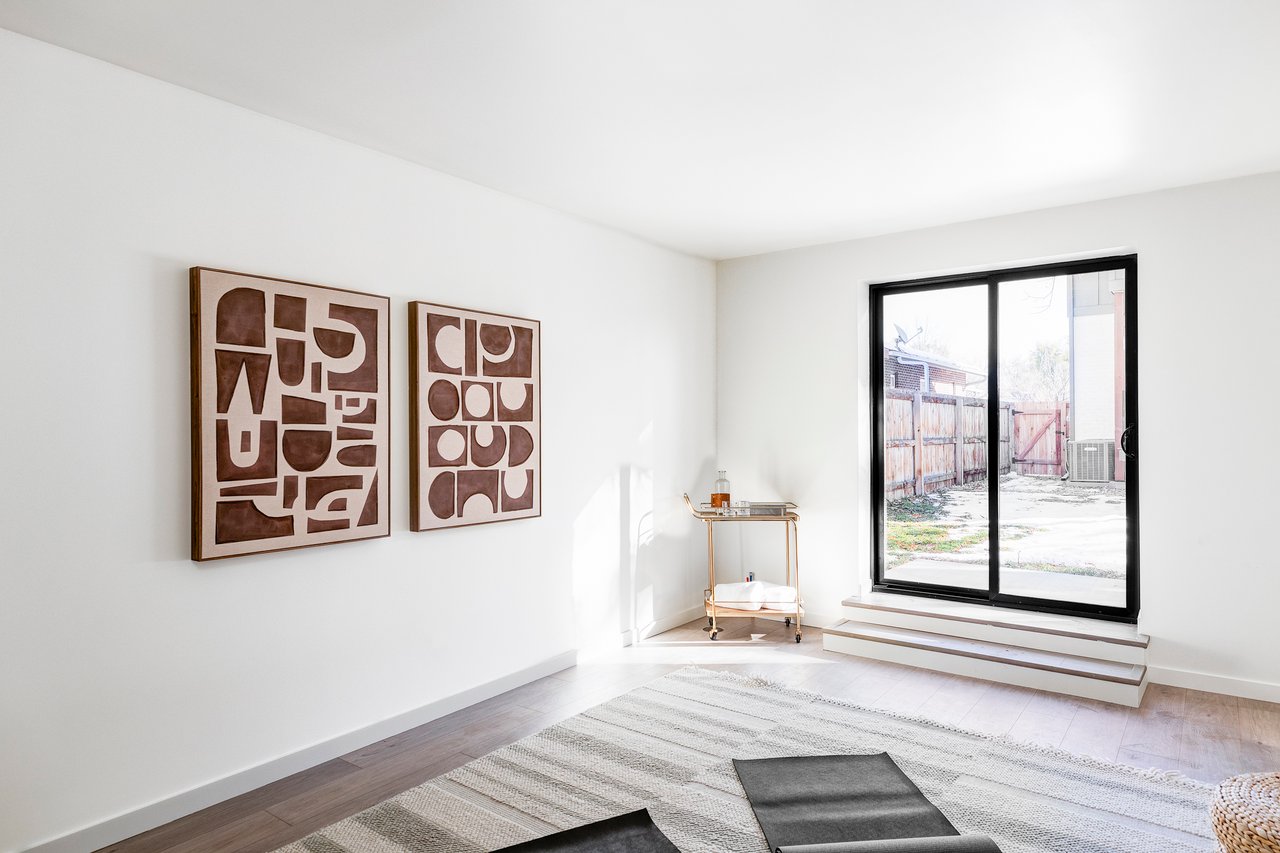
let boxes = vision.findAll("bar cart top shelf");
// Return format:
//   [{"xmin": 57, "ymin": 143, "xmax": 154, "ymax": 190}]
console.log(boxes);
[{"xmin": 682, "ymin": 494, "xmax": 798, "ymax": 521}]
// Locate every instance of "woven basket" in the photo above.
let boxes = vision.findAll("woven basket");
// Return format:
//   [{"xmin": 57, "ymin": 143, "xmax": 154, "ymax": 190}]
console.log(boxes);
[{"xmin": 1213, "ymin": 772, "xmax": 1280, "ymax": 853}]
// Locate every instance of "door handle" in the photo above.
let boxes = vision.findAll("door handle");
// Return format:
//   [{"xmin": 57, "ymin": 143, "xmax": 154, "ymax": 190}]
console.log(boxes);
[{"xmin": 1120, "ymin": 425, "xmax": 1136, "ymax": 459}]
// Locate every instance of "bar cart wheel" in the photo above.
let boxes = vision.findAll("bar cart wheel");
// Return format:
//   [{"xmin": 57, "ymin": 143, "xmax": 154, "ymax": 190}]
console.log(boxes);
[{"xmin": 795, "ymin": 632, "xmax": 802, "ymax": 643}]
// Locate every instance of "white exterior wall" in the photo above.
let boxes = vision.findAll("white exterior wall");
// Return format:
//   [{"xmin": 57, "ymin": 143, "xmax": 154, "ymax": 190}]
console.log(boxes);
[{"xmin": 1072, "ymin": 312, "xmax": 1118, "ymax": 442}]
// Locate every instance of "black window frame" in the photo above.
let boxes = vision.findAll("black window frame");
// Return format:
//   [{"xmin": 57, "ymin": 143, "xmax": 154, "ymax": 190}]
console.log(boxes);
[{"xmin": 870, "ymin": 254, "xmax": 1139, "ymax": 623}]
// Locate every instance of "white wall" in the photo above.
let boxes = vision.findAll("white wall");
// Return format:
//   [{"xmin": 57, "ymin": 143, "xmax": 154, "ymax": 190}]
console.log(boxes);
[
  {"xmin": 717, "ymin": 171, "xmax": 1280, "ymax": 697},
  {"xmin": 0, "ymin": 31, "xmax": 714, "ymax": 853}
]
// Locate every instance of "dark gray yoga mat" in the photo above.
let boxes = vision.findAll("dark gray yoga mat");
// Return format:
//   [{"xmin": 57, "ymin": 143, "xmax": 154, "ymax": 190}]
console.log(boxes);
[
  {"xmin": 733, "ymin": 753, "xmax": 1000, "ymax": 853},
  {"xmin": 490, "ymin": 808, "xmax": 680, "ymax": 852}
]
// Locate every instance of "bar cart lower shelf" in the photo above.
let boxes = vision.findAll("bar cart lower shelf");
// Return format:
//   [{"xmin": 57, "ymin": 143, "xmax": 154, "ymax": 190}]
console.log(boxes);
[
  {"xmin": 683, "ymin": 493, "xmax": 804, "ymax": 643},
  {"xmin": 701, "ymin": 602, "xmax": 806, "ymax": 641}
]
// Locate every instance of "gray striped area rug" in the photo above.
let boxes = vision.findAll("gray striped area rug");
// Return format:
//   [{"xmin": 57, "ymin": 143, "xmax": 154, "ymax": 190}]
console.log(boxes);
[{"xmin": 274, "ymin": 668, "xmax": 1217, "ymax": 853}]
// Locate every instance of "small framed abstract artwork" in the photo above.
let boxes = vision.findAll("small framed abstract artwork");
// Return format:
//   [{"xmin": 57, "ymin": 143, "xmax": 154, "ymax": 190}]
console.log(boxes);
[
  {"xmin": 190, "ymin": 267, "xmax": 391, "ymax": 560},
  {"xmin": 409, "ymin": 302, "xmax": 541, "ymax": 531}
]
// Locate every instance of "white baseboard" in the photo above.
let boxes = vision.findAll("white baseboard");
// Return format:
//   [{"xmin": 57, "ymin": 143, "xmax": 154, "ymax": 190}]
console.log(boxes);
[
  {"xmin": 1147, "ymin": 665, "xmax": 1280, "ymax": 704},
  {"xmin": 622, "ymin": 605, "xmax": 706, "ymax": 646},
  {"xmin": 800, "ymin": 609, "xmax": 841, "ymax": 631},
  {"xmin": 22, "ymin": 650, "xmax": 578, "ymax": 853}
]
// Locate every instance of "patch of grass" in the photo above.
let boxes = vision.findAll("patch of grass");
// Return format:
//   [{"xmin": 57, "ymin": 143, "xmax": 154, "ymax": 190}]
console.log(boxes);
[
  {"xmin": 1000, "ymin": 525, "xmax": 1034, "ymax": 541},
  {"xmin": 1002, "ymin": 560, "xmax": 1124, "ymax": 579},
  {"xmin": 887, "ymin": 494, "xmax": 950, "ymax": 523},
  {"xmin": 888, "ymin": 522, "xmax": 988, "ymax": 553}
]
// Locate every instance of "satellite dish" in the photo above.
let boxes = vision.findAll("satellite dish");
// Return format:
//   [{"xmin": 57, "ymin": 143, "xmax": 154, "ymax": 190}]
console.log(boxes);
[{"xmin": 893, "ymin": 324, "xmax": 922, "ymax": 347}]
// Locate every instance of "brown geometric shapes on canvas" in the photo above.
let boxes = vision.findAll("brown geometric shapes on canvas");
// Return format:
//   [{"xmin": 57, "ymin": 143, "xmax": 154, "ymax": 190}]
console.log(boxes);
[
  {"xmin": 464, "ymin": 318, "xmax": 478, "ymax": 377},
  {"xmin": 457, "ymin": 470, "xmax": 499, "ymax": 515},
  {"xmin": 427, "ymin": 379, "xmax": 460, "ymax": 421},
  {"xmin": 357, "ymin": 472, "xmax": 379, "ymax": 527},
  {"xmin": 305, "ymin": 475, "xmax": 363, "ymax": 511},
  {"xmin": 342, "ymin": 398, "xmax": 377, "ymax": 424},
  {"xmin": 426, "ymin": 313, "xmax": 462, "ymax": 375},
  {"xmin": 273, "ymin": 294, "xmax": 307, "ymax": 332},
  {"xmin": 216, "ymin": 419, "xmax": 277, "ymax": 481},
  {"xmin": 216, "ymin": 287, "xmax": 266, "ymax": 347},
  {"xmin": 215, "ymin": 499, "xmax": 294, "ymax": 544},
  {"xmin": 496, "ymin": 382, "xmax": 534, "ymax": 422},
  {"xmin": 408, "ymin": 302, "xmax": 537, "ymax": 532},
  {"xmin": 195, "ymin": 268, "xmax": 390, "ymax": 559},
  {"xmin": 482, "ymin": 326, "xmax": 533, "ymax": 378},
  {"xmin": 469, "ymin": 426, "xmax": 507, "ymax": 468},
  {"xmin": 276, "ymin": 338, "xmax": 306, "ymax": 386},
  {"xmin": 460, "ymin": 381, "xmax": 494, "ymax": 421},
  {"xmin": 428, "ymin": 426, "xmax": 468, "ymax": 467},
  {"xmin": 502, "ymin": 469, "xmax": 535, "ymax": 512},
  {"xmin": 508, "ymin": 425, "xmax": 534, "ymax": 467},
  {"xmin": 215, "ymin": 350, "xmax": 272, "ymax": 414},
  {"xmin": 282, "ymin": 395, "xmax": 327, "ymax": 425},
  {"xmin": 283, "ymin": 429, "xmax": 332, "ymax": 472},
  {"xmin": 480, "ymin": 323, "xmax": 512, "ymax": 356},
  {"xmin": 326, "ymin": 304, "xmax": 378, "ymax": 392},
  {"xmin": 218, "ymin": 481, "xmax": 277, "ymax": 497},
  {"xmin": 307, "ymin": 517, "xmax": 351, "ymax": 533},
  {"xmin": 314, "ymin": 327, "xmax": 356, "ymax": 359},
  {"xmin": 428, "ymin": 471, "xmax": 455, "ymax": 519},
  {"xmin": 337, "ymin": 445, "xmax": 376, "ymax": 467}
]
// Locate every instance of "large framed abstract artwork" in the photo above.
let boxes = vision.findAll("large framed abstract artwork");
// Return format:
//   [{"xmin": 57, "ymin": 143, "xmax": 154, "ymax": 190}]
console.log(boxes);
[
  {"xmin": 409, "ymin": 302, "xmax": 540, "ymax": 531},
  {"xmin": 190, "ymin": 267, "xmax": 391, "ymax": 560}
]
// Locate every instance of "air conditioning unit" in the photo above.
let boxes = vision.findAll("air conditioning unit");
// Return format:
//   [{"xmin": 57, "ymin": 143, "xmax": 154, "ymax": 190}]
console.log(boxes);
[{"xmin": 1068, "ymin": 440, "xmax": 1115, "ymax": 482}]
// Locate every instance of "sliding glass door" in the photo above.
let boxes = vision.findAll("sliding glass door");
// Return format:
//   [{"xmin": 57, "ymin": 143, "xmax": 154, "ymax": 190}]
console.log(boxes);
[
  {"xmin": 878, "ymin": 283, "xmax": 991, "ymax": 593},
  {"xmin": 871, "ymin": 256, "xmax": 1138, "ymax": 621}
]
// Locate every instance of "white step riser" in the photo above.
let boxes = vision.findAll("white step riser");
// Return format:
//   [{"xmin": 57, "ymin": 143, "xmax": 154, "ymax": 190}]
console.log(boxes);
[
  {"xmin": 841, "ymin": 605, "xmax": 1146, "ymax": 666},
  {"xmin": 822, "ymin": 632, "xmax": 1147, "ymax": 708}
]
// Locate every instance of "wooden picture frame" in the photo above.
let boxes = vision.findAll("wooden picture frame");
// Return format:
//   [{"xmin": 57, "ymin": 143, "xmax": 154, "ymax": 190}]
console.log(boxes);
[
  {"xmin": 409, "ymin": 302, "xmax": 541, "ymax": 531},
  {"xmin": 190, "ymin": 267, "xmax": 391, "ymax": 560}
]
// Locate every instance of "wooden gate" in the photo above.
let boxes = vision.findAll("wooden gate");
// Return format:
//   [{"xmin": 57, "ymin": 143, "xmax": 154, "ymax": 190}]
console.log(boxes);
[{"xmin": 1010, "ymin": 402, "xmax": 1069, "ymax": 477}]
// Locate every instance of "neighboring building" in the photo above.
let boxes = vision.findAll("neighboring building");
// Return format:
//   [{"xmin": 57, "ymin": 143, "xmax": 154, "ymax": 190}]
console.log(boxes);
[{"xmin": 884, "ymin": 346, "xmax": 985, "ymax": 396}]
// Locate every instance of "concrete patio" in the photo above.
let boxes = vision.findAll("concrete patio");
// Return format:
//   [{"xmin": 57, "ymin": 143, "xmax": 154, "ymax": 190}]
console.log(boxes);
[{"xmin": 885, "ymin": 474, "xmax": 1127, "ymax": 608}]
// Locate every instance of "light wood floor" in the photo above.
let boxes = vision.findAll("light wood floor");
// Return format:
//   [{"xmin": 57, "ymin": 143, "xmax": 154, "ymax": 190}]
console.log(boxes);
[{"xmin": 100, "ymin": 617, "xmax": 1280, "ymax": 852}]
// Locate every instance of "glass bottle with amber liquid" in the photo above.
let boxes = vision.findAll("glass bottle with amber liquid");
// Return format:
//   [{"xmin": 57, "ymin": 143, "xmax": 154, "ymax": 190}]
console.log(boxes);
[{"xmin": 711, "ymin": 470, "xmax": 730, "ymax": 513}]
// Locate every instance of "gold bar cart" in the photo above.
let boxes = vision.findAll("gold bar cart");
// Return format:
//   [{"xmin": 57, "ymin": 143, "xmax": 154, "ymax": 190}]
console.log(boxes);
[{"xmin": 682, "ymin": 493, "xmax": 804, "ymax": 643}]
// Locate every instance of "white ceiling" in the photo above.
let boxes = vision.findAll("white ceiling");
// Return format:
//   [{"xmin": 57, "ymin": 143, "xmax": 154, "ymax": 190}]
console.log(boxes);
[{"xmin": 3, "ymin": 1, "xmax": 1280, "ymax": 259}]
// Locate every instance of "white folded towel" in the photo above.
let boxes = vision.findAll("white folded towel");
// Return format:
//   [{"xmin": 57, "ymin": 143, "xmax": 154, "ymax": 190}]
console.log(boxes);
[
  {"xmin": 711, "ymin": 580, "xmax": 797, "ymax": 610},
  {"xmin": 761, "ymin": 582, "xmax": 798, "ymax": 605},
  {"xmin": 712, "ymin": 581, "xmax": 764, "ymax": 610}
]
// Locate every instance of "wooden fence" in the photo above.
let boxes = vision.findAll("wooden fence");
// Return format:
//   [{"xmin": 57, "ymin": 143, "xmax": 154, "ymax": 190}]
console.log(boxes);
[{"xmin": 885, "ymin": 389, "xmax": 1067, "ymax": 500}]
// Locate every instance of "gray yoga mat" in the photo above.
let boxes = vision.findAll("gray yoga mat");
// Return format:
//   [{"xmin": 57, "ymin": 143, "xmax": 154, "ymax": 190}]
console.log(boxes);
[
  {"xmin": 490, "ymin": 808, "xmax": 680, "ymax": 852},
  {"xmin": 776, "ymin": 837, "xmax": 1001, "ymax": 853},
  {"xmin": 733, "ymin": 753, "xmax": 1000, "ymax": 853}
]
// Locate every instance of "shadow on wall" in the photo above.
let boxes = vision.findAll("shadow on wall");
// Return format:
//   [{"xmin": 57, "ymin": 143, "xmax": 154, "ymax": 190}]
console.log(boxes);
[{"xmin": 574, "ymin": 453, "xmax": 702, "ymax": 654}]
